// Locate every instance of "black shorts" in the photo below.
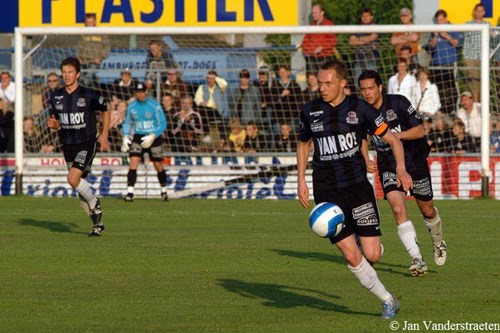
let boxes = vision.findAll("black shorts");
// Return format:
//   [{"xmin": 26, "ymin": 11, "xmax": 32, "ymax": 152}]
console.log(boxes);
[
  {"xmin": 129, "ymin": 134, "xmax": 164, "ymax": 162},
  {"xmin": 378, "ymin": 157, "xmax": 434, "ymax": 201},
  {"xmin": 62, "ymin": 140, "xmax": 97, "ymax": 178},
  {"xmin": 313, "ymin": 176, "xmax": 382, "ymax": 244}
]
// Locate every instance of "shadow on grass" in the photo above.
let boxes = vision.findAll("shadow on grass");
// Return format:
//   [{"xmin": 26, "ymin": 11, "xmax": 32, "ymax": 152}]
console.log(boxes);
[
  {"xmin": 270, "ymin": 248, "xmax": 432, "ymax": 277},
  {"xmin": 18, "ymin": 218, "xmax": 86, "ymax": 234},
  {"xmin": 218, "ymin": 278, "xmax": 378, "ymax": 317}
]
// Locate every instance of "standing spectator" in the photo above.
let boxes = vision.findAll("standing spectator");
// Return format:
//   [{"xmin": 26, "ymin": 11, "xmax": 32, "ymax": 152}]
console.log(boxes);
[
  {"xmin": 47, "ymin": 57, "xmax": 109, "ymax": 236},
  {"xmin": 274, "ymin": 64, "xmax": 303, "ymax": 128},
  {"xmin": 274, "ymin": 123, "xmax": 297, "ymax": 152},
  {"xmin": 161, "ymin": 93, "xmax": 177, "ymax": 132},
  {"xmin": 161, "ymin": 70, "xmax": 189, "ymax": 109},
  {"xmin": 450, "ymin": 119, "xmax": 477, "ymax": 154},
  {"xmin": 390, "ymin": 8, "xmax": 420, "ymax": 59},
  {"xmin": 490, "ymin": 120, "xmax": 500, "ymax": 153},
  {"xmin": 427, "ymin": 9, "xmax": 462, "ymax": 114},
  {"xmin": 121, "ymin": 83, "xmax": 168, "ymax": 202},
  {"xmin": 254, "ymin": 66, "xmax": 279, "ymax": 135},
  {"xmin": 111, "ymin": 68, "xmax": 139, "ymax": 101},
  {"xmin": 170, "ymin": 95, "xmax": 204, "ymax": 153},
  {"xmin": 463, "ymin": 3, "xmax": 490, "ymax": 102},
  {"xmin": 427, "ymin": 115, "xmax": 453, "ymax": 153},
  {"xmin": 0, "ymin": 71, "xmax": 15, "ymax": 109},
  {"xmin": 413, "ymin": 67, "xmax": 441, "ymax": 118},
  {"xmin": 194, "ymin": 70, "xmax": 229, "ymax": 136},
  {"xmin": 456, "ymin": 91, "xmax": 481, "ymax": 147},
  {"xmin": 108, "ymin": 99, "xmax": 126, "ymax": 152},
  {"xmin": 297, "ymin": 60, "xmax": 412, "ymax": 319},
  {"xmin": 301, "ymin": 3, "xmax": 337, "ymax": 73},
  {"xmin": 145, "ymin": 39, "xmax": 177, "ymax": 86},
  {"xmin": 387, "ymin": 58, "xmax": 417, "ymax": 107},
  {"xmin": 0, "ymin": 97, "xmax": 14, "ymax": 153},
  {"xmin": 42, "ymin": 72, "xmax": 62, "ymax": 110},
  {"xmin": 228, "ymin": 69, "xmax": 262, "ymax": 126},
  {"xmin": 302, "ymin": 71, "xmax": 320, "ymax": 102},
  {"xmin": 394, "ymin": 45, "xmax": 421, "ymax": 76},
  {"xmin": 23, "ymin": 116, "xmax": 40, "ymax": 153},
  {"xmin": 76, "ymin": 13, "xmax": 110, "ymax": 87},
  {"xmin": 349, "ymin": 8, "xmax": 379, "ymax": 81}
]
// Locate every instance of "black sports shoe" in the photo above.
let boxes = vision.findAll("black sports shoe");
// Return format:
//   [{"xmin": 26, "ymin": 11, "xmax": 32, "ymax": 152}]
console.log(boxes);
[
  {"xmin": 123, "ymin": 193, "xmax": 134, "ymax": 202},
  {"xmin": 90, "ymin": 198, "xmax": 102, "ymax": 225},
  {"xmin": 89, "ymin": 224, "xmax": 105, "ymax": 237},
  {"xmin": 161, "ymin": 192, "xmax": 169, "ymax": 202}
]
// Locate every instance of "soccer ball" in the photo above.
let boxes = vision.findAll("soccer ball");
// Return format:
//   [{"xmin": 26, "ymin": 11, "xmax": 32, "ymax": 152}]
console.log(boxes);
[{"xmin": 308, "ymin": 202, "xmax": 345, "ymax": 238}]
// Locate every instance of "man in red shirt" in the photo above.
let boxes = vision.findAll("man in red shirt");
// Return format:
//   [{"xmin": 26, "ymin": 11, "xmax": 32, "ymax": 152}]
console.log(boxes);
[{"xmin": 302, "ymin": 4, "xmax": 337, "ymax": 73}]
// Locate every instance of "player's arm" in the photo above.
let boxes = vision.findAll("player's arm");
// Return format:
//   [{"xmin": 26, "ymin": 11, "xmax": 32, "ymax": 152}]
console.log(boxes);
[
  {"xmin": 380, "ymin": 130, "xmax": 413, "ymax": 192},
  {"xmin": 361, "ymin": 138, "xmax": 377, "ymax": 173},
  {"xmin": 297, "ymin": 140, "xmax": 311, "ymax": 209},
  {"xmin": 396, "ymin": 124, "xmax": 425, "ymax": 141},
  {"xmin": 46, "ymin": 97, "xmax": 60, "ymax": 130},
  {"xmin": 98, "ymin": 105, "xmax": 110, "ymax": 152}
]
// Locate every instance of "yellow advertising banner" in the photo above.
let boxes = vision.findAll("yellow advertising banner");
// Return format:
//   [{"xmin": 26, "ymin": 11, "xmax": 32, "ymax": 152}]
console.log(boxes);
[
  {"xmin": 440, "ymin": 0, "xmax": 498, "ymax": 25},
  {"xmin": 20, "ymin": 0, "xmax": 298, "ymax": 27}
]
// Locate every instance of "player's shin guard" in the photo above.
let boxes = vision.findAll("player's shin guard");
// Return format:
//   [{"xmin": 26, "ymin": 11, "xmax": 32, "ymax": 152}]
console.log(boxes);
[
  {"xmin": 397, "ymin": 221, "xmax": 422, "ymax": 260},
  {"xmin": 157, "ymin": 170, "xmax": 167, "ymax": 188},
  {"xmin": 75, "ymin": 178, "xmax": 97, "ymax": 209},
  {"xmin": 348, "ymin": 256, "xmax": 391, "ymax": 301},
  {"xmin": 127, "ymin": 170, "xmax": 137, "ymax": 187},
  {"xmin": 424, "ymin": 207, "xmax": 443, "ymax": 247}
]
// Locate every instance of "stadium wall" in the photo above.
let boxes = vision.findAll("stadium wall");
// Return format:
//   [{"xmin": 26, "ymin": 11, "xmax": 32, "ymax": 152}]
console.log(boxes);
[{"xmin": 1, "ymin": 155, "xmax": 500, "ymax": 199}]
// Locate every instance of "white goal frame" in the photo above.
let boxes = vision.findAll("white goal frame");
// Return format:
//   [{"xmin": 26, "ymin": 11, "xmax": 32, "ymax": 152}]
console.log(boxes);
[{"xmin": 14, "ymin": 24, "xmax": 492, "ymax": 194}]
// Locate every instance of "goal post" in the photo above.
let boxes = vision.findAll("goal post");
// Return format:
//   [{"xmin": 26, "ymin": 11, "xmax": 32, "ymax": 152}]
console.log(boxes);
[{"xmin": 13, "ymin": 24, "xmax": 494, "ymax": 198}]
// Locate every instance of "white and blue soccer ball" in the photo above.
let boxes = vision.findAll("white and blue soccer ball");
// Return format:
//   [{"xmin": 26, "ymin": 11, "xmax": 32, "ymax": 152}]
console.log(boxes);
[{"xmin": 308, "ymin": 202, "xmax": 345, "ymax": 238}]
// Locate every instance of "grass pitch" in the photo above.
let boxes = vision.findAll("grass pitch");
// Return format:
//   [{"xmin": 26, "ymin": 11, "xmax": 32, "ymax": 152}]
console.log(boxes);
[{"xmin": 0, "ymin": 197, "xmax": 499, "ymax": 332}]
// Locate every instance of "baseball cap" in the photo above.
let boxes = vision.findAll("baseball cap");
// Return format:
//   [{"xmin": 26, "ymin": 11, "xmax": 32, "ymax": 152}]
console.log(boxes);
[
  {"xmin": 135, "ymin": 83, "xmax": 146, "ymax": 92},
  {"xmin": 258, "ymin": 66, "xmax": 270, "ymax": 74},
  {"xmin": 460, "ymin": 91, "xmax": 473, "ymax": 98},
  {"xmin": 400, "ymin": 8, "xmax": 412, "ymax": 16}
]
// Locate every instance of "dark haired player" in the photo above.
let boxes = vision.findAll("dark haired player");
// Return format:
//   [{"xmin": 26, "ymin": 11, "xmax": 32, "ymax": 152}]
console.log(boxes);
[
  {"xmin": 358, "ymin": 70, "xmax": 447, "ymax": 276},
  {"xmin": 47, "ymin": 56, "xmax": 110, "ymax": 236},
  {"xmin": 297, "ymin": 60, "xmax": 412, "ymax": 319}
]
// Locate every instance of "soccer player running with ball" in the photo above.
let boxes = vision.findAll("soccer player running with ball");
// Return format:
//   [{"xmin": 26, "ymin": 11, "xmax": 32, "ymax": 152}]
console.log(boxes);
[
  {"xmin": 358, "ymin": 70, "xmax": 447, "ymax": 276},
  {"xmin": 121, "ymin": 83, "xmax": 168, "ymax": 202},
  {"xmin": 47, "ymin": 57, "xmax": 110, "ymax": 236},
  {"xmin": 297, "ymin": 60, "xmax": 413, "ymax": 319}
]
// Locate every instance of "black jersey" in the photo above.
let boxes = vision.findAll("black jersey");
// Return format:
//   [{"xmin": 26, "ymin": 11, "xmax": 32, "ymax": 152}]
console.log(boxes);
[
  {"xmin": 49, "ymin": 86, "xmax": 107, "ymax": 145},
  {"xmin": 299, "ymin": 95, "xmax": 389, "ymax": 188},
  {"xmin": 371, "ymin": 94, "xmax": 430, "ymax": 172}
]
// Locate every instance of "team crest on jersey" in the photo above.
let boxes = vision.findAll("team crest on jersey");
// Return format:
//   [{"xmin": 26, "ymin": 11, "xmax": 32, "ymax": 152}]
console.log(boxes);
[
  {"xmin": 145, "ymin": 111, "xmax": 152, "ymax": 118},
  {"xmin": 311, "ymin": 120, "xmax": 324, "ymax": 132},
  {"xmin": 346, "ymin": 111, "xmax": 358, "ymax": 124},
  {"xmin": 77, "ymin": 98, "xmax": 86, "ymax": 107},
  {"xmin": 386, "ymin": 109, "xmax": 398, "ymax": 121},
  {"xmin": 99, "ymin": 96, "xmax": 104, "ymax": 105},
  {"xmin": 407, "ymin": 105, "xmax": 416, "ymax": 115},
  {"xmin": 55, "ymin": 103, "xmax": 63, "ymax": 110}
]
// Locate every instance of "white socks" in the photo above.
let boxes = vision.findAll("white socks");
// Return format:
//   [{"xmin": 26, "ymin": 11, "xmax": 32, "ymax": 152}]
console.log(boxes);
[
  {"xmin": 127, "ymin": 186, "xmax": 135, "ymax": 195},
  {"xmin": 397, "ymin": 221, "xmax": 422, "ymax": 260},
  {"xmin": 348, "ymin": 256, "xmax": 391, "ymax": 301},
  {"xmin": 75, "ymin": 178, "xmax": 97, "ymax": 208},
  {"xmin": 424, "ymin": 208, "xmax": 443, "ymax": 246}
]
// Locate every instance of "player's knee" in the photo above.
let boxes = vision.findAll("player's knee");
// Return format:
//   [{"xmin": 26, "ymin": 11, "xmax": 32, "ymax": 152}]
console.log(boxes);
[
  {"xmin": 391, "ymin": 204, "xmax": 405, "ymax": 219},
  {"xmin": 344, "ymin": 250, "xmax": 363, "ymax": 267},
  {"xmin": 67, "ymin": 176, "xmax": 79, "ymax": 189},
  {"xmin": 421, "ymin": 205, "xmax": 436, "ymax": 219},
  {"xmin": 363, "ymin": 248, "xmax": 381, "ymax": 264}
]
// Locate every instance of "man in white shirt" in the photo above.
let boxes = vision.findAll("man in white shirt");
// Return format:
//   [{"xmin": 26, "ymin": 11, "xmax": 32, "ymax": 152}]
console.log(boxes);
[
  {"xmin": 0, "ymin": 71, "xmax": 15, "ymax": 108},
  {"xmin": 456, "ymin": 91, "xmax": 481, "ymax": 147}
]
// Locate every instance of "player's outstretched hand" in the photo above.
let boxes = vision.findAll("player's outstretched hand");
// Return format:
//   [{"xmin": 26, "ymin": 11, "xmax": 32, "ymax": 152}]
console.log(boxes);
[
  {"xmin": 396, "ymin": 168, "xmax": 413, "ymax": 193},
  {"xmin": 141, "ymin": 134, "xmax": 156, "ymax": 149},
  {"xmin": 122, "ymin": 136, "xmax": 132, "ymax": 152},
  {"xmin": 366, "ymin": 159, "xmax": 377, "ymax": 173}
]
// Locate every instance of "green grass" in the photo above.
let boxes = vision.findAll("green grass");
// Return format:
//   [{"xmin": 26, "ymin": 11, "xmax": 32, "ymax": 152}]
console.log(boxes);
[{"xmin": 0, "ymin": 197, "xmax": 499, "ymax": 332}]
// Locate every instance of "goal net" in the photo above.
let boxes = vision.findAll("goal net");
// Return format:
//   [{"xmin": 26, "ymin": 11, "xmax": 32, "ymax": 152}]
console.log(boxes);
[{"xmin": 11, "ymin": 24, "xmax": 499, "ymax": 199}]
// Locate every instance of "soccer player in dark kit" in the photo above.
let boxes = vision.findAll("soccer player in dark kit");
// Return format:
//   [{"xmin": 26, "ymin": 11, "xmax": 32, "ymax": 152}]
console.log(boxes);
[
  {"xmin": 358, "ymin": 70, "xmax": 447, "ymax": 276},
  {"xmin": 296, "ymin": 60, "xmax": 412, "ymax": 319},
  {"xmin": 47, "ymin": 57, "xmax": 110, "ymax": 236}
]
